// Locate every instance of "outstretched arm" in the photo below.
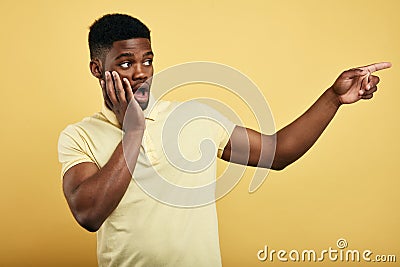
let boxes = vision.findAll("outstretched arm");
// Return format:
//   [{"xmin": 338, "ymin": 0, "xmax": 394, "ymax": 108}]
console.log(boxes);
[{"xmin": 221, "ymin": 62, "xmax": 391, "ymax": 170}]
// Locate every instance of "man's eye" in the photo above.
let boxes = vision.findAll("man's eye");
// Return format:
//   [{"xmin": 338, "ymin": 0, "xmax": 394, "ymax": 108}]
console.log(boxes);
[
  {"xmin": 119, "ymin": 62, "xmax": 131, "ymax": 69},
  {"xmin": 143, "ymin": 59, "xmax": 153, "ymax": 66}
]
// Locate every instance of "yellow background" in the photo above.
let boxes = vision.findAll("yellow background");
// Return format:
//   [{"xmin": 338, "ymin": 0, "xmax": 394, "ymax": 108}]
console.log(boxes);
[{"xmin": 0, "ymin": 0, "xmax": 398, "ymax": 266}]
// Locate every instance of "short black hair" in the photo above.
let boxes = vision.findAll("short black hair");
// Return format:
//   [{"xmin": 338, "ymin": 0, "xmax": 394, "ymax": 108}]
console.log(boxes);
[{"xmin": 88, "ymin": 13, "xmax": 151, "ymax": 60}]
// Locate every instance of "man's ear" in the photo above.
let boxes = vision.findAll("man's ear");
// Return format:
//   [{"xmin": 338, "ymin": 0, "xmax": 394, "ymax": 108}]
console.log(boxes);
[{"xmin": 90, "ymin": 59, "xmax": 103, "ymax": 79}]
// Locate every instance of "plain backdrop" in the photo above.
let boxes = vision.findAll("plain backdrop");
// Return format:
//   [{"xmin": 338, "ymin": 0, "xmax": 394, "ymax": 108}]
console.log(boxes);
[{"xmin": 0, "ymin": 0, "xmax": 398, "ymax": 266}]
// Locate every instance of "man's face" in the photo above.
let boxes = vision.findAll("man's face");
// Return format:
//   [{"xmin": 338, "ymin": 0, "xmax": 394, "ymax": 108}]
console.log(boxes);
[{"xmin": 103, "ymin": 38, "xmax": 154, "ymax": 110}]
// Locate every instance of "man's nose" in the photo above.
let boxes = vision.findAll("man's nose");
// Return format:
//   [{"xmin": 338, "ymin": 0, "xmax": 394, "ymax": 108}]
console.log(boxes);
[{"xmin": 133, "ymin": 64, "xmax": 147, "ymax": 80}]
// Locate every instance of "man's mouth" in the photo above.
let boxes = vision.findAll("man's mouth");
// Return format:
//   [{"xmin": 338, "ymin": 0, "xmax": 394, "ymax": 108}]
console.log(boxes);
[{"xmin": 132, "ymin": 83, "xmax": 149, "ymax": 102}]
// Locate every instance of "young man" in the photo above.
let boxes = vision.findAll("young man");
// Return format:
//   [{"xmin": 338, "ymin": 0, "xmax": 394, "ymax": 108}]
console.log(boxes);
[{"xmin": 58, "ymin": 13, "xmax": 391, "ymax": 267}]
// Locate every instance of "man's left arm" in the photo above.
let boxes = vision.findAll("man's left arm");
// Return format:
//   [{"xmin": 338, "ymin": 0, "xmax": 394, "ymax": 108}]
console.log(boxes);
[{"xmin": 221, "ymin": 62, "xmax": 391, "ymax": 170}]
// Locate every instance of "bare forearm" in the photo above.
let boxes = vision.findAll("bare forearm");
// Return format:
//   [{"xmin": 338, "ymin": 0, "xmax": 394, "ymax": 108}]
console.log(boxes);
[
  {"xmin": 224, "ymin": 62, "xmax": 390, "ymax": 170},
  {"xmin": 272, "ymin": 88, "xmax": 341, "ymax": 169},
  {"xmin": 71, "ymin": 130, "xmax": 143, "ymax": 231}
]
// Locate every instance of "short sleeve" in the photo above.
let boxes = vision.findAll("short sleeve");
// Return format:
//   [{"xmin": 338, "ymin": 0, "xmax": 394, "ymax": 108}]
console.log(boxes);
[
  {"xmin": 194, "ymin": 102, "xmax": 236, "ymax": 158},
  {"xmin": 215, "ymin": 115, "xmax": 235, "ymax": 158},
  {"xmin": 57, "ymin": 125, "xmax": 95, "ymax": 178}
]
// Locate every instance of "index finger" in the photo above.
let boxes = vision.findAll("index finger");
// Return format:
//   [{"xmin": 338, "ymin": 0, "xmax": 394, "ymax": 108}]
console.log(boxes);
[{"xmin": 359, "ymin": 62, "xmax": 392, "ymax": 73}]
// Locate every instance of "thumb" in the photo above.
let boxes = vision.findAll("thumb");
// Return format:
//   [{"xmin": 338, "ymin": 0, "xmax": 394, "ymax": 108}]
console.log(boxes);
[{"xmin": 340, "ymin": 68, "xmax": 369, "ymax": 79}]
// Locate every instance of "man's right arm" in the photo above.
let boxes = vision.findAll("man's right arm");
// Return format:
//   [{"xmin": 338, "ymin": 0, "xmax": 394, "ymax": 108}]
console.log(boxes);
[
  {"xmin": 62, "ymin": 71, "xmax": 145, "ymax": 232},
  {"xmin": 63, "ymin": 130, "xmax": 143, "ymax": 232}
]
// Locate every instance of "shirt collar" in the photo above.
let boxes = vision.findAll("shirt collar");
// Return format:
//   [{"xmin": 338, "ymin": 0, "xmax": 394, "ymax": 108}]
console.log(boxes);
[{"xmin": 101, "ymin": 94, "xmax": 157, "ymax": 128}]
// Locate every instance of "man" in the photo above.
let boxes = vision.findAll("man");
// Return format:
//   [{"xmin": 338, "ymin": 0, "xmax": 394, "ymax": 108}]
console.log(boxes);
[{"xmin": 58, "ymin": 13, "xmax": 391, "ymax": 267}]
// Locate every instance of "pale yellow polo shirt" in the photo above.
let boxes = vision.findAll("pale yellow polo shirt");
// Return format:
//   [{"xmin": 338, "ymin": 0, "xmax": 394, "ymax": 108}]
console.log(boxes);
[{"xmin": 58, "ymin": 95, "xmax": 235, "ymax": 267}]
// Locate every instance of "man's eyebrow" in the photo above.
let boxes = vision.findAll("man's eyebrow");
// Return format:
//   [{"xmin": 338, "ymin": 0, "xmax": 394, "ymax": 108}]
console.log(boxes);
[
  {"xmin": 143, "ymin": 51, "xmax": 154, "ymax": 57},
  {"xmin": 114, "ymin": 52, "xmax": 133, "ymax": 60},
  {"xmin": 114, "ymin": 51, "xmax": 154, "ymax": 60}
]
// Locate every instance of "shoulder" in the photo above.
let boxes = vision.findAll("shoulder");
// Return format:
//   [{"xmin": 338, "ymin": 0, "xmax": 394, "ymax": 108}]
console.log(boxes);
[
  {"xmin": 59, "ymin": 113, "xmax": 96, "ymax": 136},
  {"xmin": 58, "ymin": 112, "xmax": 111, "ymax": 145}
]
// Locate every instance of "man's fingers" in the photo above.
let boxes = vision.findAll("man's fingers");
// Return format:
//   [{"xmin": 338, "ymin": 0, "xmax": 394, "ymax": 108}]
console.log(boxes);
[
  {"xmin": 342, "ymin": 62, "xmax": 391, "ymax": 80},
  {"xmin": 369, "ymin": 75, "xmax": 380, "ymax": 87},
  {"xmin": 105, "ymin": 71, "xmax": 118, "ymax": 104},
  {"xmin": 112, "ymin": 71, "xmax": 127, "ymax": 104},
  {"xmin": 361, "ymin": 73, "xmax": 369, "ymax": 90},
  {"xmin": 361, "ymin": 85, "xmax": 378, "ymax": 98},
  {"xmin": 359, "ymin": 62, "xmax": 392, "ymax": 74},
  {"xmin": 341, "ymin": 68, "xmax": 368, "ymax": 79},
  {"xmin": 364, "ymin": 86, "xmax": 378, "ymax": 95},
  {"xmin": 361, "ymin": 93, "xmax": 374, "ymax": 100},
  {"xmin": 362, "ymin": 75, "xmax": 380, "ymax": 92},
  {"xmin": 123, "ymin": 78, "xmax": 134, "ymax": 104}
]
